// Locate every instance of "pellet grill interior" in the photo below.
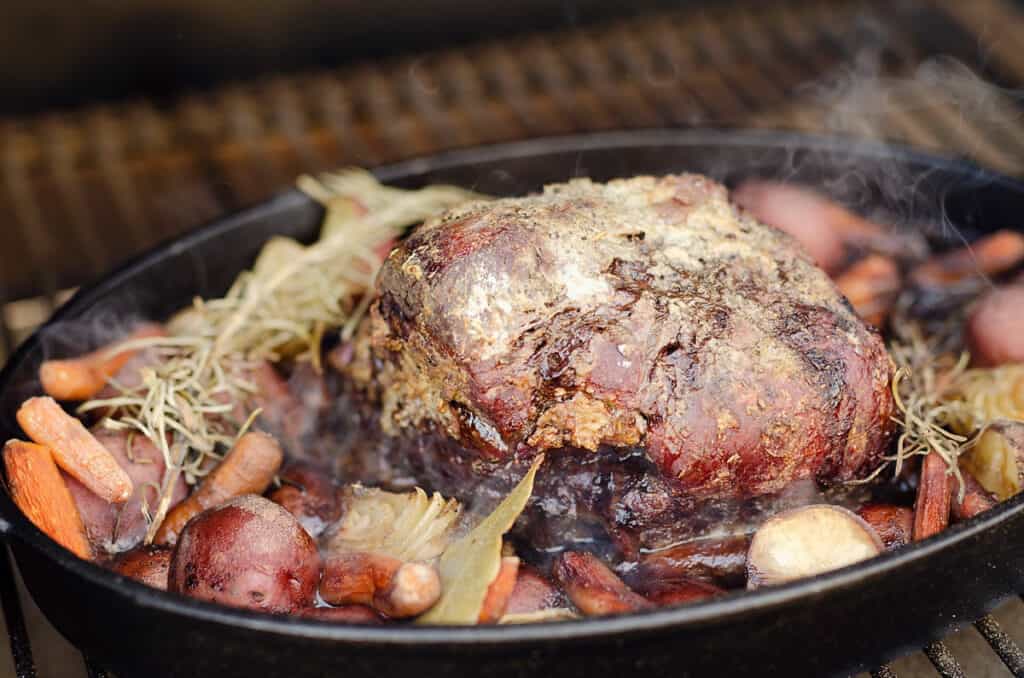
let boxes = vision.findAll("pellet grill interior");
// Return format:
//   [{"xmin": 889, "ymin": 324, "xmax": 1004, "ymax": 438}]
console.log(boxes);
[{"xmin": 3, "ymin": 0, "xmax": 1024, "ymax": 675}]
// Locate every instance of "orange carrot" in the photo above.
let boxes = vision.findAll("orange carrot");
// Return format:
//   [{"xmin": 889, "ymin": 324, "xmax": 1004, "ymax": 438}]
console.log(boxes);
[
  {"xmin": 17, "ymin": 397, "xmax": 132, "ymax": 503},
  {"xmin": 155, "ymin": 431, "xmax": 283, "ymax": 545},
  {"xmin": 4, "ymin": 440, "xmax": 92, "ymax": 560},
  {"xmin": 39, "ymin": 323, "xmax": 165, "ymax": 401},
  {"xmin": 478, "ymin": 556, "xmax": 520, "ymax": 623},
  {"xmin": 910, "ymin": 230, "xmax": 1024, "ymax": 288},
  {"xmin": 835, "ymin": 254, "xmax": 901, "ymax": 327}
]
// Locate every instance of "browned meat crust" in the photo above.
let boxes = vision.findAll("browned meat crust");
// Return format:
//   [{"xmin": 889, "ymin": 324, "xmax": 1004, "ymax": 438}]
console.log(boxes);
[{"xmin": 355, "ymin": 174, "xmax": 894, "ymax": 502}]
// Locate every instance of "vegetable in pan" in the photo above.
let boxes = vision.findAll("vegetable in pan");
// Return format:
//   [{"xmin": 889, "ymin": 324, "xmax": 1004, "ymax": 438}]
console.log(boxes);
[{"xmin": 5, "ymin": 169, "xmax": 1023, "ymax": 625}]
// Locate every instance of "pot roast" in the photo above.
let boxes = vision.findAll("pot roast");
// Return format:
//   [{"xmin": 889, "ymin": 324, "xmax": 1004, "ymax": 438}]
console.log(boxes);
[{"xmin": 341, "ymin": 174, "xmax": 896, "ymax": 558}]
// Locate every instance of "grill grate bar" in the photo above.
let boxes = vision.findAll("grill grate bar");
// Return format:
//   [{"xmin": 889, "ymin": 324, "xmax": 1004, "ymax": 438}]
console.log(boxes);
[
  {"xmin": 925, "ymin": 641, "xmax": 968, "ymax": 678},
  {"xmin": 0, "ymin": 548, "xmax": 35, "ymax": 678},
  {"xmin": 975, "ymin": 614, "xmax": 1024, "ymax": 676}
]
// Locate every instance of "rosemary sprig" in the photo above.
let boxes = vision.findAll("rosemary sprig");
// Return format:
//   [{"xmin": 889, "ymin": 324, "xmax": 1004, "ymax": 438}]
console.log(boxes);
[
  {"xmin": 79, "ymin": 169, "xmax": 485, "ymax": 543},
  {"xmin": 856, "ymin": 321, "xmax": 976, "ymax": 499}
]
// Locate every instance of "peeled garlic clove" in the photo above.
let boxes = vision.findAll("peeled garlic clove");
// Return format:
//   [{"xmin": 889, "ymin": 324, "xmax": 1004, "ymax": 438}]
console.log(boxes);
[{"xmin": 747, "ymin": 505, "xmax": 883, "ymax": 589}]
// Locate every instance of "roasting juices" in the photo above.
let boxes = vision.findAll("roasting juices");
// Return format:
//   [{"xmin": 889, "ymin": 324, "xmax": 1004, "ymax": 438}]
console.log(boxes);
[{"xmin": 4, "ymin": 170, "xmax": 1021, "ymax": 624}]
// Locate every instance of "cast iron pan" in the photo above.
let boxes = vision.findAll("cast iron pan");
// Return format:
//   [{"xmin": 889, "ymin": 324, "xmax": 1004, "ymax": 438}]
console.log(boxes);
[{"xmin": 1, "ymin": 130, "xmax": 1023, "ymax": 678}]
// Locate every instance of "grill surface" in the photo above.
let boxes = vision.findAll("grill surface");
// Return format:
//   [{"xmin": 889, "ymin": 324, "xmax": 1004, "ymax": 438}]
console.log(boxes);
[{"xmin": 2, "ymin": 0, "xmax": 1024, "ymax": 676}]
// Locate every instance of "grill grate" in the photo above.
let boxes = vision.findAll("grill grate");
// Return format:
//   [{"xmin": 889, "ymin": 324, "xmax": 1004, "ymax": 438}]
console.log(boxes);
[{"xmin": 3, "ymin": 0, "xmax": 1024, "ymax": 676}]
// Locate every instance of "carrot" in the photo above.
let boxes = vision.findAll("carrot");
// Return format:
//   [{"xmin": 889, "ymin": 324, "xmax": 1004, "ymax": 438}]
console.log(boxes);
[
  {"xmin": 912, "ymin": 452, "xmax": 953, "ymax": 541},
  {"xmin": 17, "ymin": 396, "xmax": 132, "ymax": 503},
  {"xmin": 319, "ymin": 552, "xmax": 441, "ymax": 618},
  {"xmin": 835, "ymin": 255, "xmax": 901, "ymax": 327},
  {"xmin": 910, "ymin": 230, "xmax": 1024, "ymax": 288},
  {"xmin": 553, "ymin": 551, "xmax": 653, "ymax": 616},
  {"xmin": 155, "ymin": 431, "xmax": 283, "ymax": 545},
  {"xmin": 478, "ymin": 556, "xmax": 520, "ymax": 623},
  {"xmin": 39, "ymin": 323, "xmax": 165, "ymax": 401},
  {"xmin": 4, "ymin": 440, "xmax": 92, "ymax": 560}
]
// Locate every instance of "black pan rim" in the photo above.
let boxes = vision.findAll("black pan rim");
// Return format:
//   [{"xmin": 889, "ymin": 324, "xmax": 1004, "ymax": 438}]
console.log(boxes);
[{"xmin": 1, "ymin": 127, "xmax": 1020, "ymax": 647}]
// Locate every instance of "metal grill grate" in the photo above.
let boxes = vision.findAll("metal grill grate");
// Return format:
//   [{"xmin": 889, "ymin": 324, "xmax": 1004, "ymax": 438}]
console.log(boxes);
[{"xmin": 3, "ymin": 0, "xmax": 1024, "ymax": 676}]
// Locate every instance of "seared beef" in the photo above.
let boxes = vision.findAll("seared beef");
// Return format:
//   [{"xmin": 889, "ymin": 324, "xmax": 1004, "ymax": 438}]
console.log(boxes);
[{"xmin": 341, "ymin": 174, "xmax": 895, "ymax": 558}]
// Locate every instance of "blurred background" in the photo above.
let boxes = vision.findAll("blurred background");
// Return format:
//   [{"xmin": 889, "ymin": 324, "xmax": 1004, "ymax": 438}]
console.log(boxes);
[{"xmin": 2, "ymin": 1, "xmax": 1024, "ymax": 675}]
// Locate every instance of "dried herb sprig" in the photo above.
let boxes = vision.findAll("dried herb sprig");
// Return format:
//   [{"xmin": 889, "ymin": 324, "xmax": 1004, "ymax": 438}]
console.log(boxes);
[
  {"xmin": 857, "ymin": 320, "xmax": 976, "ymax": 499},
  {"xmin": 79, "ymin": 169, "xmax": 485, "ymax": 543}
]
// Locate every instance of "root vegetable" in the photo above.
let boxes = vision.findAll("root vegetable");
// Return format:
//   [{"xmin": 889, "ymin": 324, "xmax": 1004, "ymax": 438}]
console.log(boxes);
[
  {"xmin": 268, "ymin": 463, "xmax": 341, "ymax": 537},
  {"xmin": 732, "ymin": 180, "xmax": 913, "ymax": 274},
  {"xmin": 156, "ymin": 431, "xmax": 283, "ymax": 545},
  {"xmin": 478, "ymin": 556, "xmax": 519, "ymax": 623},
  {"xmin": 966, "ymin": 285, "xmax": 1024, "ymax": 367},
  {"xmin": 638, "ymin": 535, "xmax": 750, "ymax": 588},
  {"xmin": 3, "ymin": 440, "xmax": 92, "ymax": 560},
  {"xmin": 911, "ymin": 230, "xmax": 1024, "ymax": 288},
  {"xmin": 835, "ymin": 255, "xmax": 901, "ymax": 327},
  {"xmin": 67, "ymin": 429, "xmax": 187, "ymax": 554},
  {"xmin": 552, "ymin": 551, "xmax": 652, "ymax": 616},
  {"xmin": 39, "ymin": 323, "xmax": 166, "ymax": 401},
  {"xmin": 169, "ymin": 495, "xmax": 320, "ymax": 613},
  {"xmin": 746, "ymin": 505, "xmax": 882, "ymax": 589},
  {"xmin": 319, "ymin": 552, "xmax": 441, "ymax": 618},
  {"xmin": 642, "ymin": 579, "xmax": 723, "ymax": 607},
  {"xmin": 504, "ymin": 569, "xmax": 564, "ymax": 615},
  {"xmin": 951, "ymin": 469, "xmax": 998, "ymax": 521},
  {"xmin": 856, "ymin": 504, "xmax": 914, "ymax": 550},
  {"xmin": 111, "ymin": 545, "xmax": 172, "ymax": 590},
  {"xmin": 913, "ymin": 452, "xmax": 954, "ymax": 541},
  {"xmin": 17, "ymin": 397, "xmax": 133, "ymax": 503}
]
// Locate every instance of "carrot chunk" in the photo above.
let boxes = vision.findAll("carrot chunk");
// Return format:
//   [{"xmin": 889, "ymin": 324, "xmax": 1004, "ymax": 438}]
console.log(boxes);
[
  {"xmin": 16, "ymin": 396, "xmax": 133, "ymax": 504},
  {"xmin": 155, "ymin": 431, "xmax": 283, "ymax": 545},
  {"xmin": 4, "ymin": 440, "xmax": 92, "ymax": 560},
  {"xmin": 39, "ymin": 323, "xmax": 165, "ymax": 401}
]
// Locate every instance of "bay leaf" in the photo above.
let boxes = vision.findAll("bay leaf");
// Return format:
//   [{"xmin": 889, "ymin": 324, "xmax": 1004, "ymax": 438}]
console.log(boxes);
[{"xmin": 417, "ymin": 455, "xmax": 544, "ymax": 625}]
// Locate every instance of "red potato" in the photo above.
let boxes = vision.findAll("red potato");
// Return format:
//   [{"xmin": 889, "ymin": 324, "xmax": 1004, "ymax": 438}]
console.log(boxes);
[
  {"xmin": 111, "ymin": 545, "xmax": 172, "ymax": 590},
  {"xmin": 552, "ymin": 551, "xmax": 653, "ymax": 617},
  {"xmin": 966, "ymin": 284, "xmax": 1024, "ymax": 367},
  {"xmin": 732, "ymin": 181, "xmax": 846, "ymax": 273},
  {"xmin": 156, "ymin": 431, "xmax": 283, "ymax": 545},
  {"xmin": 169, "ymin": 495, "xmax": 321, "ymax": 613},
  {"xmin": 39, "ymin": 323, "xmax": 166, "ymax": 401},
  {"xmin": 835, "ymin": 255, "xmax": 901, "ymax": 327},
  {"xmin": 856, "ymin": 504, "xmax": 914, "ymax": 550},
  {"xmin": 67, "ymin": 429, "xmax": 187, "ymax": 554},
  {"xmin": 268, "ymin": 463, "xmax": 341, "ymax": 537}
]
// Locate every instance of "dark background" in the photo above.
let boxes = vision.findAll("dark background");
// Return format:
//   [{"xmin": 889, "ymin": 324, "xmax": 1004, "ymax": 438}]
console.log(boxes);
[{"xmin": 0, "ymin": 1, "xmax": 683, "ymax": 114}]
